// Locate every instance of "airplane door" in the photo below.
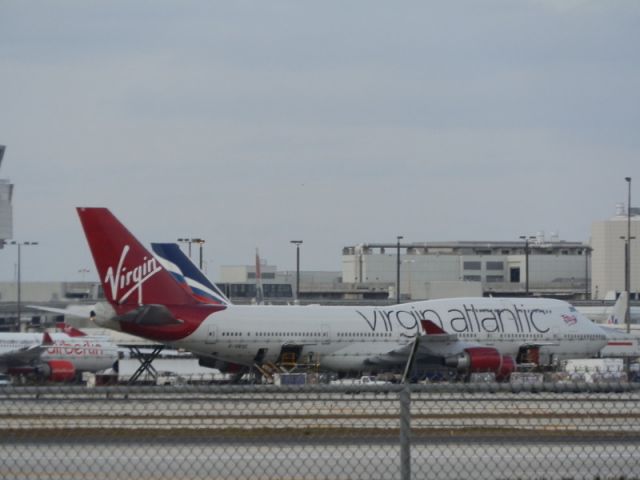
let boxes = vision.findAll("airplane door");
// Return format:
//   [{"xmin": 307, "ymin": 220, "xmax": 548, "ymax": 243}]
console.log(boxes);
[
  {"xmin": 205, "ymin": 324, "xmax": 218, "ymax": 344},
  {"xmin": 321, "ymin": 323, "xmax": 331, "ymax": 345}
]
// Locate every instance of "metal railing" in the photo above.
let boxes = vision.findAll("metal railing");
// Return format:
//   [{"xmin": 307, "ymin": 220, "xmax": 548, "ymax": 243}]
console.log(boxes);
[{"xmin": 1, "ymin": 381, "xmax": 640, "ymax": 479}]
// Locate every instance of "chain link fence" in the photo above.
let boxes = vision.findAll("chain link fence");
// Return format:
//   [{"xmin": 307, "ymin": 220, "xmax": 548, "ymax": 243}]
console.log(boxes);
[{"xmin": 1, "ymin": 381, "xmax": 640, "ymax": 479}]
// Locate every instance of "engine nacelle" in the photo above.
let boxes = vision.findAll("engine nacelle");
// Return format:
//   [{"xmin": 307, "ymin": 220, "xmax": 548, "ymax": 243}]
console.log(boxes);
[
  {"xmin": 446, "ymin": 347, "xmax": 515, "ymax": 381},
  {"xmin": 39, "ymin": 360, "xmax": 76, "ymax": 382},
  {"xmin": 496, "ymin": 354, "xmax": 516, "ymax": 382}
]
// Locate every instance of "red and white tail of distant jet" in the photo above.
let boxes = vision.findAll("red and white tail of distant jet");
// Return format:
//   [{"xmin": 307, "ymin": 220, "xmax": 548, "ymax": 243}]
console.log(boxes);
[{"xmin": 78, "ymin": 207, "xmax": 616, "ymax": 380}]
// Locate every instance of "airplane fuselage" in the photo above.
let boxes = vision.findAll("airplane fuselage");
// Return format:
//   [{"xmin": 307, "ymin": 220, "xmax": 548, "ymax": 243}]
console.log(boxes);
[
  {"xmin": 174, "ymin": 298, "xmax": 609, "ymax": 372},
  {"xmin": 76, "ymin": 208, "xmax": 613, "ymax": 378},
  {"xmin": 0, "ymin": 333, "xmax": 118, "ymax": 373}
]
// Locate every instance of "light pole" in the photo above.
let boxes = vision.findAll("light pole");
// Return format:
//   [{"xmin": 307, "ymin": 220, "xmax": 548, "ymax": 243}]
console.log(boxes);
[
  {"xmin": 177, "ymin": 237, "xmax": 206, "ymax": 269},
  {"xmin": 9, "ymin": 241, "xmax": 38, "ymax": 329},
  {"xmin": 519, "ymin": 235, "xmax": 535, "ymax": 296},
  {"xmin": 177, "ymin": 238, "xmax": 193, "ymax": 258},
  {"xmin": 191, "ymin": 238, "xmax": 205, "ymax": 270},
  {"xmin": 396, "ymin": 236, "xmax": 403, "ymax": 304},
  {"xmin": 402, "ymin": 259, "xmax": 415, "ymax": 300},
  {"xmin": 290, "ymin": 240, "xmax": 303, "ymax": 300},
  {"xmin": 625, "ymin": 176, "xmax": 632, "ymax": 334},
  {"xmin": 584, "ymin": 246, "xmax": 591, "ymax": 300},
  {"xmin": 78, "ymin": 268, "xmax": 90, "ymax": 281}
]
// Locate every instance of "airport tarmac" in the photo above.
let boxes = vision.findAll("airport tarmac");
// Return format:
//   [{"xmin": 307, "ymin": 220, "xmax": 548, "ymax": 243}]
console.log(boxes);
[
  {"xmin": 3, "ymin": 394, "xmax": 640, "ymax": 434},
  {"xmin": 1, "ymin": 386, "xmax": 639, "ymax": 479},
  {"xmin": 1, "ymin": 440, "xmax": 638, "ymax": 480},
  {"xmin": 2, "ymin": 387, "xmax": 640, "ymax": 434}
]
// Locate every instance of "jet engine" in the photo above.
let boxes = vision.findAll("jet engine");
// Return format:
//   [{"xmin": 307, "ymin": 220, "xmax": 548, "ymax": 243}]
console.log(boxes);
[
  {"xmin": 445, "ymin": 347, "xmax": 515, "ymax": 381},
  {"xmin": 38, "ymin": 360, "xmax": 77, "ymax": 382}
]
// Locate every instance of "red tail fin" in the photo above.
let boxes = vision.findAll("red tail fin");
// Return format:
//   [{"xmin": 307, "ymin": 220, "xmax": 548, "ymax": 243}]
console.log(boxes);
[
  {"xmin": 56, "ymin": 322, "xmax": 87, "ymax": 337},
  {"xmin": 42, "ymin": 332, "xmax": 54, "ymax": 346},
  {"xmin": 77, "ymin": 208, "xmax": 198, "ymax": 310}
]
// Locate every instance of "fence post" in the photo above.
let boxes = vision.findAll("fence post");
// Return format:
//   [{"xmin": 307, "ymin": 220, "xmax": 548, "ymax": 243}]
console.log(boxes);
[{"xmin": 400, "ymin": 385, "xmax": 411, "ymax": 480}]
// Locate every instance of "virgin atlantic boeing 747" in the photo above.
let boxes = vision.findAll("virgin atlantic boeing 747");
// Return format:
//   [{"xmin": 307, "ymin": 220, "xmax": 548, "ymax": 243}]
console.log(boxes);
[{"xmin": 78, "ymin": 207, "xmax": 620, "ymax": 381}]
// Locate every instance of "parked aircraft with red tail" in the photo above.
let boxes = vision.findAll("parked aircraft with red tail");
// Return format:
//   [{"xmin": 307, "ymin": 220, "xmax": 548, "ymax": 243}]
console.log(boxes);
[
  {"xmin": 0, "ymin": 328, "xmax": 118, "ymax": 382},
  {"xmin": 78, "ymin": 207, "xmax": 615, "ymax": 381}
]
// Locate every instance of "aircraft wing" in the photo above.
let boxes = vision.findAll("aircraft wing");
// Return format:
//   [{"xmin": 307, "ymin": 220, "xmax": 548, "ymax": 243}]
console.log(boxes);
[
  {"xmin": 364, "ymin": 320, "xmax": 525, "ymax": 377},
  {"xmin": 0, "ymin": 333, "xmax": 53, "ymax": 366},
  {"xmin": 0, "ymin": 344, "xmax": 44, "ymax": 365},
  {"xmin": 600, "ymin": 325, "xmax": 636, "ymax": 340},
  {"xmin": 28, "ymin": 304, "xmax": 95, "ymax": 319},
  {"xmin": 364, "ymin": 321, "xmax": 475, "ymax": 367}
]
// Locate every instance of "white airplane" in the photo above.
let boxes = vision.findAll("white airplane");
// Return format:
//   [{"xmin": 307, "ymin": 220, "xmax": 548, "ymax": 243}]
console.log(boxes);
[
  {"xmin": 595, "ymin": 292, "xmax": 640, "ymax": 357},
  {"xmin": 77, "ymin": 207, "xmax": 623, "ymax": 381},
  {"xmin": 0, "ymin": 326, "xmax": 119, "ymax": 382},
  {"xmin": 574, "ymin": 291, "xmax": 640, "ymax": 324}
]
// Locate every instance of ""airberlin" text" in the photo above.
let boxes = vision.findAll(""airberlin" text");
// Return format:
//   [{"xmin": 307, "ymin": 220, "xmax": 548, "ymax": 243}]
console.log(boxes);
[{"xmin": 46, "ymin": 340, "xmax": 104, "ymax": 356}]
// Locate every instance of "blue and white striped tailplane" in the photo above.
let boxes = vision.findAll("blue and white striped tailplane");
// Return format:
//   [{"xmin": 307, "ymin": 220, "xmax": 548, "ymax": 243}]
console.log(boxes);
[{"xmin": 151, "ymin": 243, "xmax": 232, "ymax": 306}]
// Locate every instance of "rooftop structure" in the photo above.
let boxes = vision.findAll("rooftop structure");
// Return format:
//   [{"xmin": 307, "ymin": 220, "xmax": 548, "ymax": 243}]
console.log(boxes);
[{"xmin": 0, "ymin": 145, "xmax": 13, "ymax": 248}]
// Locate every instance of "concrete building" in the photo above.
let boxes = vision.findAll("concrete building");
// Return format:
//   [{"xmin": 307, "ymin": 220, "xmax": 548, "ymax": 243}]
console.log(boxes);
[
  {"xmin": 218, "ymin": 263, "xmax": 343, "ymax": 302},
  {"xmin": 0, "ymin": 281, "xmax": 100, "ymax": 304},
  {"xmin": 0, "ymin": 145, "xmax": 13, "ymax": 249},
  {"xmin": 591, "ymin": 204, "xmax": 640, "ymax": 300},
  {"xmin": 218, "ymin": 263, "xmax": 290, "ymax": 300},
  {"xmin": 0, "ymin": 281, "xmax": 99, "ymax": 331},
  {"xmin": 342, "ymin": 235, "xmax": 590, "ymax": 301}
]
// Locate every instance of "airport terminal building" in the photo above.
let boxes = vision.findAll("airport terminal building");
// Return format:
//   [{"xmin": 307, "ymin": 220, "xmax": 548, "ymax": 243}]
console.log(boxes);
[
  {"xmin": 213, "ymin": 206, "xmax": 638, "ymax": 303},
  {"xmin": 342, "ymin": 235, "xmax": 590, "ymax": 301}
]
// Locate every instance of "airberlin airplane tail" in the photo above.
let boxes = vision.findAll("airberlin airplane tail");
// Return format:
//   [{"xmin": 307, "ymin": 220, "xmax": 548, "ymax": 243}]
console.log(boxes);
[{"xmin": 77, "ymin": 207, "xmax": 198, "ymax": 310}]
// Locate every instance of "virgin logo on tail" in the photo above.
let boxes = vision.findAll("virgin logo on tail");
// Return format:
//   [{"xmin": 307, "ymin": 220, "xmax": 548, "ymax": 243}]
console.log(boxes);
[{"xmin": 104, "ymin": 245, "xmax": 162, "ymax": 304}]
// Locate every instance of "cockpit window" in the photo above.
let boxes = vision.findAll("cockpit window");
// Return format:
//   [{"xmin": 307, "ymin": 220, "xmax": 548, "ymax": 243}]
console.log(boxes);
[{"xmin": 569, "ymin": 306, "xmax": 577, "ymax": 312}]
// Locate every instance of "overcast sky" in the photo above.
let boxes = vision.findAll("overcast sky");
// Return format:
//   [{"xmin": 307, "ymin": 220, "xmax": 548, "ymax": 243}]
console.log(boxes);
[{"xmin": 0, "ymin": 1, "xmax": 638, "ymax": 282}]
